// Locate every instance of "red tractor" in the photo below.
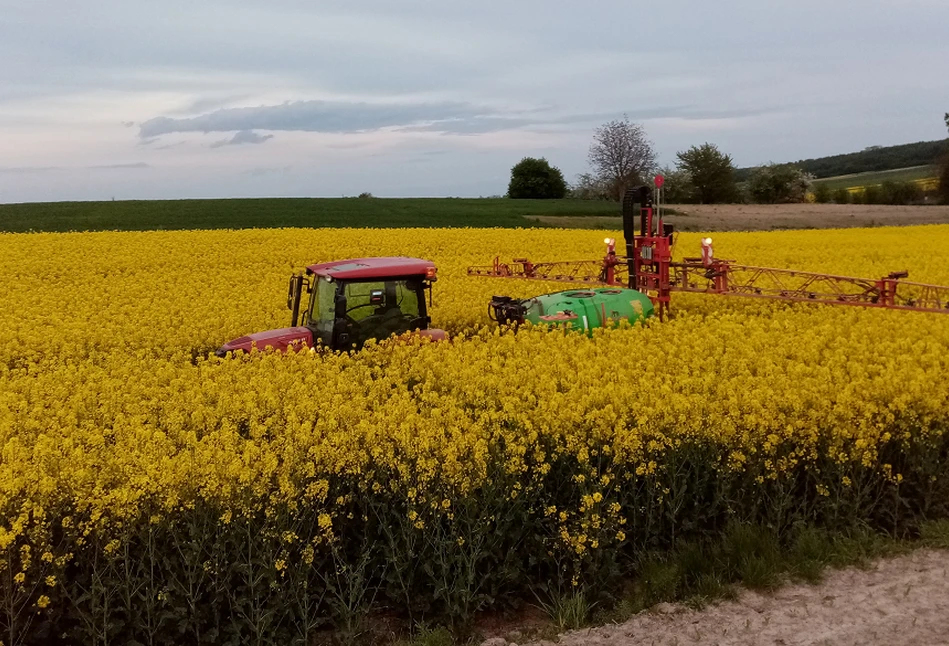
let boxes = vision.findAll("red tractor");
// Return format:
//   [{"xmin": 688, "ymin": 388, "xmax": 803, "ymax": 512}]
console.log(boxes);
[{"xmin": 217, "ymin": 257, "xmax": 446, "ymax": 356}]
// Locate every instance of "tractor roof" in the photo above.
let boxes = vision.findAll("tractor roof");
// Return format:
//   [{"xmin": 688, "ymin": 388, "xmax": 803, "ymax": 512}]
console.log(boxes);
[{"xmin": 306, "ymin": 256, "xmax": 436, "ymax": 280}]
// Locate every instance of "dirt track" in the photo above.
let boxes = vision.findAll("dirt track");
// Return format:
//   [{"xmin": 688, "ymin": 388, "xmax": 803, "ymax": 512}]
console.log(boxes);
[
  {"xmin": 486, "ymin": 549, "xmax": 949, "ymax": 646},
  {"xmin": 526, "ymin": 203, "xmax": 949, "ymax": 232}
]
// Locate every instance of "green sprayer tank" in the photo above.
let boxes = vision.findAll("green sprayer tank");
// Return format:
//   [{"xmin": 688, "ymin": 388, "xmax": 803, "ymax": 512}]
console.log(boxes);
[{"xmin": 488, "ymin": 287, "xmax": 654, "ymax": 333}]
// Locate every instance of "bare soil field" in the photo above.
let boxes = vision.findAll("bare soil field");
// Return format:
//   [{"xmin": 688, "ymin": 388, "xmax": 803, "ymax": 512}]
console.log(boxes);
[
  {"xmin": 526, "ymin": 203, "xmax": 949, "ymax": 232},
  {"xmin": 483, "ymin": 549, "xmax": 949, "ymax": 646}
]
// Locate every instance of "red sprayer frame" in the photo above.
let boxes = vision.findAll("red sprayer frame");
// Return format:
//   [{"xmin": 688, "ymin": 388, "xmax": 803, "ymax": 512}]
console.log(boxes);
[{"xmin": 467, "ymin": 180, "xmax": 949, "ymax": 317}]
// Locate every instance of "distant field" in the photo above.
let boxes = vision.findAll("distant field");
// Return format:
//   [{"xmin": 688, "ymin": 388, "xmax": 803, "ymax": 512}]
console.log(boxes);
[
  {"xmin": 0, "ymin": 197, "xmax": 620, "ymax": 233},
  {"xmin": 812, "ymin": 165, "xmax": 938, "ymax": 191},
  {"xmin": 529, "ymin": 203, "xmax": 949, "ymax": 231},
  {"xmin": 5, "ymin": 197, "xmax": 949, "ymax": 235}
]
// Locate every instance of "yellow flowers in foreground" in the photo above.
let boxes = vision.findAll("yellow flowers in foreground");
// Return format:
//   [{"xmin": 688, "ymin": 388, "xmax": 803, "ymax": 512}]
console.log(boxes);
[
  {"xmin": 1, "ymin": 224, "xmax": 949, "ymax": 526},
  {"xmin": 1, "ymin": 224, "xmax": 948, "ymax": 642}
]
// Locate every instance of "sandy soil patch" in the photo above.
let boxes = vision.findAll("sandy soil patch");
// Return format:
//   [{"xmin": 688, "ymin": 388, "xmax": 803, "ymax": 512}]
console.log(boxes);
[
  {"xmin": 484, "ymin": 549, "xmax": 949, "ymax": 646},
  {"xmin": 526, "ymin": 204, "xmax": 949, "ymax": 232}
]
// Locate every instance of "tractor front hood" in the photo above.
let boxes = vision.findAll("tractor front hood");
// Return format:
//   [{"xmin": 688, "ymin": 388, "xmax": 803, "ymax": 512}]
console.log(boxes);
[{"xmin": 216, "ymin": 326, "xmax": 313, "ymax": 357}]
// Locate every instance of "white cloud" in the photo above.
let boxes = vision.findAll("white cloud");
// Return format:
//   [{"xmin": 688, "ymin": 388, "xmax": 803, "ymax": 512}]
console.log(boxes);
[{"xmin": 209, "ymin": 130, "xmax": 274, "ymax": 149}]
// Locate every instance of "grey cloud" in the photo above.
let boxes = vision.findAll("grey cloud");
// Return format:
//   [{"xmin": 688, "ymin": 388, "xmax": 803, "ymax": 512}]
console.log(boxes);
[
  {"xmin": 209, "ymin": 130, "xmax": 274, "ymax": 148},
  {"xmin": 88, "ymin": 162, "xmax": 150, "ymax": 169},
  {"xmin": 400, "ymin": 116, "xmax": 536, "ymax": 135},
  {"xmin": 135, "ymin": 102, "xmax": 622, "ymax": 141},
  {"xmin": 0, "ymin": 166, "xmax": 60, "ymax": 174},
  {"xmin": 551, "ymin": 106, "xmax": 779, "ymax": 124},
  {"xmin": 137, "ymin": 99, "xmax": 784, "ymax": 143},
  {"xmin": 669, "ymin": 106, "xmax": 782, "ymax": 120},
  {"xmin": 246, "ymin": 166, "xmax": 291, "ymax": 177},
  {"xmin": 400, "ymin": 112, "xmax": 621, "ymax": 135},
  {"xmin": 0, "ymin": 163, "xmax": 149, "ymax": 173},
  {"xmin": 398, "ymin": 106, "xmax": 777, "ymax": 135},
  {"xmin": 139, "ymin": 100, "xmax": 486, "ymax": 139},
  {"xmin": 326, "ymin": 141, "xmax": 374, "ymax": 150},
  {"xmin": 172, "ymin": 94, "xmax": 255, "ymax": 116}
]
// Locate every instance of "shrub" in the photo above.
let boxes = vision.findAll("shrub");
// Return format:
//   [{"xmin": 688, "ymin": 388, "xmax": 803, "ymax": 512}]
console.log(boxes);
[
  {"xmin": 881, "ymin": 181, "xmax": 923, "ymax": 205},
  {"xmin": 864, "ymin": 185, "xmax": 883, "ymax": 205},
  {"xmin": 747, "ymin": 164, "xmax": 812, "ymax": 203},
  {"xmin": 940, "ymin": 157, "xmax": 949, "ymax": 204}
]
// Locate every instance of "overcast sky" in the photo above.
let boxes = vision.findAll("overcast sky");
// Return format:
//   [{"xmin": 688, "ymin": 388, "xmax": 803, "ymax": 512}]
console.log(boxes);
[{"xmin": 1, "ymin": 0, "xmax": 947, "ymax": 203}]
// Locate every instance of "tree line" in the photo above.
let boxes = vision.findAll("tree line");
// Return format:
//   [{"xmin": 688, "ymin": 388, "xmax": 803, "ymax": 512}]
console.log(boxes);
[{"xmin": 508, "ymin": 114, "xmax": 949, "ymax": 205}]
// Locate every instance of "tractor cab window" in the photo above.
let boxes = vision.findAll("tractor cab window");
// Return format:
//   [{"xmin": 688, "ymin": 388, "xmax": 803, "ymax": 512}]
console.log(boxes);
[
  {"xmin": 308, "ymin": 277, "xmax": 338, "ymax": 342},
  {"xmin": 342, "ymin": 279, "xmax": 425, "ymax": 346}
]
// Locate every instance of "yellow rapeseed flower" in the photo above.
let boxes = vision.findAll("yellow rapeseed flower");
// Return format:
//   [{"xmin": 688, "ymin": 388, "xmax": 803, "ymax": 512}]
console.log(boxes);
[{"xmin": 0, "ymin": 224, "xmax": 947, "ymax": 568}]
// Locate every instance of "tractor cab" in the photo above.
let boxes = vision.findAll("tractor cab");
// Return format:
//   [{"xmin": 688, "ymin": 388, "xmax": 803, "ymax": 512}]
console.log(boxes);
[
  {"xmin": 299, "ymin": 257, "xmax": 439, "ymax": 349},
  {"xmin": 217, "ymin": 257, "xmax": 446, "ymax": 356}
]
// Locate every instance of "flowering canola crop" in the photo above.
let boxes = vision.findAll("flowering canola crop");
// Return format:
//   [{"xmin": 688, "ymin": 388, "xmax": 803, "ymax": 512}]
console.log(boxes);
[{"xmin": 1, "ymin": 225, "xmax": 949, "ymax": 642}]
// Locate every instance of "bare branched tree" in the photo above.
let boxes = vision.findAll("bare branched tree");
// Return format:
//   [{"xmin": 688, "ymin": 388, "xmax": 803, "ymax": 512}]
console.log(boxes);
[{"xmin": 587, "ymin": 115, "xmax": 656, "ymax": 200}]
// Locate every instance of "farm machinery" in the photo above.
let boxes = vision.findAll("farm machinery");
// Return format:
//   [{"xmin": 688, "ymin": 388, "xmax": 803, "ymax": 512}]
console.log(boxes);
[
  {"xmin": 469, "ymin": 180, "xmax": 949, "ymax": 326},
  {"xmin": 216, "ymin": 257, "xmax": 446, "ymax": 356},
  {"xmin": 218, "ymin": 178, "xmax": 949, "ymax": 356}
]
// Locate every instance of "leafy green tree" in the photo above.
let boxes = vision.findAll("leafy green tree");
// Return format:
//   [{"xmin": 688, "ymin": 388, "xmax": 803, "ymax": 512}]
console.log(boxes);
[
  {"xmin": 747, "ymin": 164, "xmax": 812, "ymax": 203},
  {"xmin": 813, "ymin": 183, "xmax": 832, "ymax": 203},
  {"xmin": 832, "ymin": 187, "xmax": 850, "ymax": 204},
  {"xmin": 674, "ymin": 143, "xmax": 739, "ymax": 203},
  {"xmin": 507, "ymin": 157, "xmax": 567, "ymax": 199}
]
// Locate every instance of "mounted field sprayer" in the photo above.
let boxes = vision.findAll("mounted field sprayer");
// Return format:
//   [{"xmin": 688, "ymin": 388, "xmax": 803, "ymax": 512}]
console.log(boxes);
[{"xmin": 469, "ymin": 176, "xmax": 949, "ymax": 322}]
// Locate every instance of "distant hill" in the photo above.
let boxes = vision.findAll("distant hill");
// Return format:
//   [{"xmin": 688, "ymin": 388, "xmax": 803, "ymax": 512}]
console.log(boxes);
[
  {"xmin": 811, "ymin": 165, "xmax": 938, "ymax": 191},
  {"xmin": 736, "ymin": 138, "xmax": 949, "ymax": 180}
]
